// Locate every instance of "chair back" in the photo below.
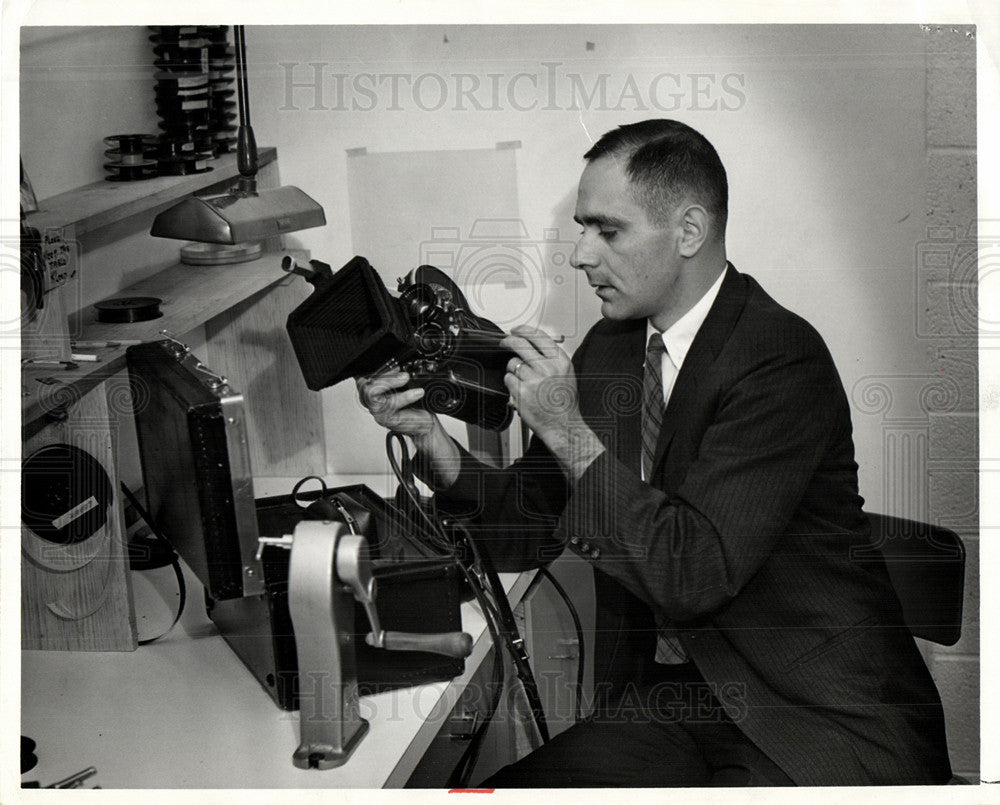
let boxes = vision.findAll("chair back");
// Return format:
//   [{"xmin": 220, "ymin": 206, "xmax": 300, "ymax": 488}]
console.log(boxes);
[{"xmin": 855, "ymin": 513, "xmax": 965, "ymax": 645}]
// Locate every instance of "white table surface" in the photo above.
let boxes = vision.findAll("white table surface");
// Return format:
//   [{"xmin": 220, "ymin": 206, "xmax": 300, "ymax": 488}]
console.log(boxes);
[{"xmin": 21, "ymin": 528, "xmax": 532, "ymax": 790}]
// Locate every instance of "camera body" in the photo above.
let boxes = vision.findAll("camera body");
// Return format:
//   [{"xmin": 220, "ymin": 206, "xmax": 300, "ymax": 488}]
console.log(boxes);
[{"xmin": 286, "ymin": 255, "xmax": 515, "ymax": 431}]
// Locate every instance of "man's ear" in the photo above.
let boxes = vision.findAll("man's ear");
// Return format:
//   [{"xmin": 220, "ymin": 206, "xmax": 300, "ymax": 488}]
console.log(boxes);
[{"xmin": 677, "ymin": 204, "xmax": 710, "ymax": 257}]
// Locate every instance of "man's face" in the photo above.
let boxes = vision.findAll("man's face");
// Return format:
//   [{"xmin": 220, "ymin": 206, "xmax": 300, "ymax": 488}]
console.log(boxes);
[{"xmin": 571, "ymin": 155, "xmax": 683, "ymax": 327}]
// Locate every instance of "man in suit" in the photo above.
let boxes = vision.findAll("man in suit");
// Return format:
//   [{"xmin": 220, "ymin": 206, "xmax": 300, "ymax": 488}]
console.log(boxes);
[{"xmin": 358, "ymin": 119, "xmax": 951, "ymax": 786}]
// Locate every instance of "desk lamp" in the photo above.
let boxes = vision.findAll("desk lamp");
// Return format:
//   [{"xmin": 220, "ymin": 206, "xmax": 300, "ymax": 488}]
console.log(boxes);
[{"xmin": 150, "ymin": 25, "xmax": 325, "ymax": 251}]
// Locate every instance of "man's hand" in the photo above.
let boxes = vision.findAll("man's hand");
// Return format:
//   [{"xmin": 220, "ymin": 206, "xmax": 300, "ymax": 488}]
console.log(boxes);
[
  {"xmin": 356, "ymin": 370, "xmax": 434, "ymax": 437},
  {"xmin": 356, "ymin": 370, "xmax": 460, "ymax": 488},
  {"xmin": 502, "ymin": 326, "xmax": 605, "ymax": 482}
]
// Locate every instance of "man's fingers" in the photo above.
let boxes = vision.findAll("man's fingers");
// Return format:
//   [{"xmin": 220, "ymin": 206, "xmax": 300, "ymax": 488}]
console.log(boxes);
[
  {"xmin": 373, "ymin": 385, "xmax": 424, "ymax": 412},
  {"xmin": 509, "ymin": 325, "xmax": 561, "ymax": 358},
  {"xmin": 359, "ymin": 371, "xmax": 409, "ymax": 399},
  {"xmin": 399, "ymin": 386, "xmax": 426, "ymax": 407},
  {"xmin": 500, "ymin": 334, "xmax": 536, "ymax": 362},
  {"xmin": 363, "ymin": 370, "xmax": 410, "ymax": 390}
]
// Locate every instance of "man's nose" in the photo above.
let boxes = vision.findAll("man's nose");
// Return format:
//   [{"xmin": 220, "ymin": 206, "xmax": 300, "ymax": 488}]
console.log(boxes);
[{"xmin": 570, "ymin": 232, "xmax": 595, "ymax": 271}]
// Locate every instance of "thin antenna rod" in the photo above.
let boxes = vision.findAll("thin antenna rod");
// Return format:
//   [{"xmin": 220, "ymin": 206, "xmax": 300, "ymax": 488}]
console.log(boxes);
[{"xmin": 233, "ymin": 24, "xmax": 258, "ymax": 181}]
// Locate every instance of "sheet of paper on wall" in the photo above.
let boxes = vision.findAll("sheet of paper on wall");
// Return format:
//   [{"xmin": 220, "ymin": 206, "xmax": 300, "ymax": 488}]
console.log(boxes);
[
  {"xmin": 348, "ymin": 146, "xmax": 525, "ymax": 329},
  {"xmin": 340, "ymin": 146, "xmax": 527, "ymax": 474}
]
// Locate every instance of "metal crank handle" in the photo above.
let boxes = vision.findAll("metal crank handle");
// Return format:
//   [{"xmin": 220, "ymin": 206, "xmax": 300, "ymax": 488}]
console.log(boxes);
[{"xmin": 365, "ymin": 630, "xmax": 473, "ymax": 659}]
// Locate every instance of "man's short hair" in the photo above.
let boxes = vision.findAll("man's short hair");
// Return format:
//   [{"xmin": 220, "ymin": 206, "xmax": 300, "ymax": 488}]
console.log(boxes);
[{"xmin": 584, "ymin": 119, "xmax": 728, "ymax": 237}]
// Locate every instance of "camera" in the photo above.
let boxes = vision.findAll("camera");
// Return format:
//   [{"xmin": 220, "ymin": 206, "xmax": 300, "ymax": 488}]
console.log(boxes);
[
  {"xmin": 285, "ymin": 255, "xmax": 515, "ymax": 431},
  {"xmin": 420, "ymin": 219, "xmax": 578, "ymax": 335}
]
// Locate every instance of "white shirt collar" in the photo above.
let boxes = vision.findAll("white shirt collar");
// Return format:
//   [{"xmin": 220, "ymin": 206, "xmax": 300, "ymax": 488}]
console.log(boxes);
[{"xmin": 646, "ymin": 266, "xmax": 727, "ymax": 369}]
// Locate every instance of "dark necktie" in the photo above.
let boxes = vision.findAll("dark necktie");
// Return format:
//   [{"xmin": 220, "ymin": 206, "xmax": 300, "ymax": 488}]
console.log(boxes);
[
  {"xmin": 642, "ymin": 333, "xmax": 688, "ymax": 663},
  {"xmin": 641, "ymin": 333, "xmax": 667, "ymax": 482}
]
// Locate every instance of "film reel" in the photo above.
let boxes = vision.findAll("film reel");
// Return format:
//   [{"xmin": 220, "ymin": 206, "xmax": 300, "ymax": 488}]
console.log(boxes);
[{"xmin": 93, "ymin": 296, "xmax": 164, "ymax": 323}]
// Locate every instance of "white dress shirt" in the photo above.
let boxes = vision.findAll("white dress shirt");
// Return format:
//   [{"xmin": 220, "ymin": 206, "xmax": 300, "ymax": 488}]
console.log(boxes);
[{"xmin": 642, "ymin": 266, "xmax": 728, "ymax": 478}]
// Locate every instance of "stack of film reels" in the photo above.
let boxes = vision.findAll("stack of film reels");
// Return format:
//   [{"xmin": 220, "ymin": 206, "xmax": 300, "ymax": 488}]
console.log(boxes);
[
  {"xmin": 152, "ymin": 25, "xmax": 237, "ymax": 173},
  {"xmin": 103, "ymin": 27, "xmax": 237, "ymax": 181}
]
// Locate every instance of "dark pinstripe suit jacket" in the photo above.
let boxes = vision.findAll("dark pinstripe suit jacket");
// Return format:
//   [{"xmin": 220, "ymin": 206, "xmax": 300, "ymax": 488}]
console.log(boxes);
[{"xmin": 438, "ymin": 264, "xmax": 951, "ymax": 785}]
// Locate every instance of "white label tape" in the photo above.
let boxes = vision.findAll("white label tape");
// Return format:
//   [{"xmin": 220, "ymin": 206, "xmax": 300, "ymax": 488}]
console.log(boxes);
[{"xmin": 52, "ymin": 496, "xmax": 99, "ymax": 531}]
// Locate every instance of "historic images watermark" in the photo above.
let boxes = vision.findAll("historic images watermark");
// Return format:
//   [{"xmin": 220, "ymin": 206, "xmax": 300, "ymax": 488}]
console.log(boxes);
[
  {"xmin": 288, "ymin": 671, "xmax": 748, "ymax": 726},
  {"xmin": 279, "ymin": 62, "xmax": 747, "ymax": 114}
]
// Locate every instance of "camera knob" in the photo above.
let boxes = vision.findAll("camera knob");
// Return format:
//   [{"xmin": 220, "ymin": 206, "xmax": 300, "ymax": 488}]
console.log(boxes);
[{"xmin": 414, "ymin": 322, "xmax": 449, "ymax": 357}]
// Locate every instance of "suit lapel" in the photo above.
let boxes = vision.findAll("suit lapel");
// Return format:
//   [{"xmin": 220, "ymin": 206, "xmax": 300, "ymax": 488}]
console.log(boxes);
[{"xmin": 651, "ymin": 264, "xmax": 748, "ymax": 476}]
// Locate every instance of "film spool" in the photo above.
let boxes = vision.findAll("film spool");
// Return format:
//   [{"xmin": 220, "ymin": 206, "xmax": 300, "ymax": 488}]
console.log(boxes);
[
  {"xmin": 157, "ymin": 118, "xmax": 210, "ymax": 135},
  {"xmin": 199, "ymin": 24, "xmax": 229, "ymax": 43},
  {"xmin": 103, "ymin": 147, "xmax": 157, "ymax": 165},
  {"xmin": 103, "ymin": 134, "xmax": 158, "ymax": 182},
  {"xmin": 154, "ymin": 107, "xmax": 210, "ymax": 124},
  {"xmin": 156, "ymin": 154, "xmax": 213, "ymax": 176},
  {"xmin": 209, "ymin": 111, "xmax": 237, "ymax": 126},
  {"xmin": 156, "ymin": 81, "xmax": 210, "ymax": 98},
  {"xmin": 157, "ymin": 133, "xmax": 212, "ymax": 159},
  {"xmin": 208, "ymin": 43, "xmax": 236, "ymax": 68},
  {"xmin": 104, "ymin": 164, "xmax": 158, "ymax": 182},
  {"xmin": 153, "ymin": 41, "xmax": 210, "ymax": 59},
  {"xmin": 156, "ymin": 86, "xmax": 210, "ymax": 99},
  {"xmin": 154, "ymin": 72, "xmax": 210, "ymax": 91},
  {"xmin": 103, "ymin": 134, "xmax": 157, "ymax": 155},
  {"xmin": 154, "ymin": 58, "xmax": 207, "ymax": 74},
  {"xmin": 94, "ymin": 296, "xmax": 163, "ymax": 323},
  {"xmin": 148, "ymin": 26, "xmax": 204, "ymax": 45},
  {"xmin": 156, "ymin": 95, "xmax": 211, "ymax": 114}
]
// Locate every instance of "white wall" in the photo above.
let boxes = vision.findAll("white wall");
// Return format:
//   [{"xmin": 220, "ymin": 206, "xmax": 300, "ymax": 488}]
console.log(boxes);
[
  {"xmin": 20, "ymin": 27, "xmax": 160, "ymax": 199},
  {"xmin": 245, "ymin": 24, "xmax": 934, "ymax": 512},
  {"xmin": 20, "ymin": 24, "xmax": 942, "ymax": 516}
]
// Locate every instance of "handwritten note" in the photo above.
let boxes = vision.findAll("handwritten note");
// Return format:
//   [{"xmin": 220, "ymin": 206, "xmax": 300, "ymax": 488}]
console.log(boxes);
[{"xmin": 41, "ymin": 228, "xmax": 77, "ymax": 288}]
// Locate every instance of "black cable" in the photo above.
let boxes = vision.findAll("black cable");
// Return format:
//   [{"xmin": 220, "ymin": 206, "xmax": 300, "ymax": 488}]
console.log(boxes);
[
  {"xmin": 386, "ymin": 432, "xmax": 455, "ymax": 554},
  {"xmin": 476, "ymin": 546, "xmax": 551, "ymax": 744},
  {"xmin": 447, "ymin": 520, "xmax": 550, "ymax": 745},
  {"xmin": 382, "ymin": 431, "xmax": 510, "ymax": 784},
  {"xmin": 383, "ymin": 432, "xmax": 550, "ymax": 760},
  {"xmin": 446, "ymin": 593, "xmax": 505, "ymax": 788},
  {"xmin": 537, "ymin": 566, "xmax": 585, "ymax": 723}
]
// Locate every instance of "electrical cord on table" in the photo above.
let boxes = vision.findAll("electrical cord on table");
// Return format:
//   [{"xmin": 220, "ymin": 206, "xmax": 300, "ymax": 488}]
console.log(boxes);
[
  {"xmin": 537, "ymin": 565, "xmax": 586, "ymax": 723},
  {"xmin": 119, "ymin": 482, "xmax": 186, "ymax": 646},
  {"xmin": 384, "ymin": 431, "xmax": 552, "ymax": 781}
]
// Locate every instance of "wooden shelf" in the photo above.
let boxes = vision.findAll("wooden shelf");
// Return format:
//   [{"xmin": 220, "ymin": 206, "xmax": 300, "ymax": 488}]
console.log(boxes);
[
  {"xmin": 22, "ymin": 247, "xmax": 306, "ymax": 431},
  {"xmin": 25, "ymin": 147, "xmax": 277, "ymax": 236}
]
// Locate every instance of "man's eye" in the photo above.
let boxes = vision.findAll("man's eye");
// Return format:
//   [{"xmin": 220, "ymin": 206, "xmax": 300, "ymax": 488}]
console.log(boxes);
[{"xmin": 599, "ymin": 229, "xmax": 617, "ymax": 240}]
